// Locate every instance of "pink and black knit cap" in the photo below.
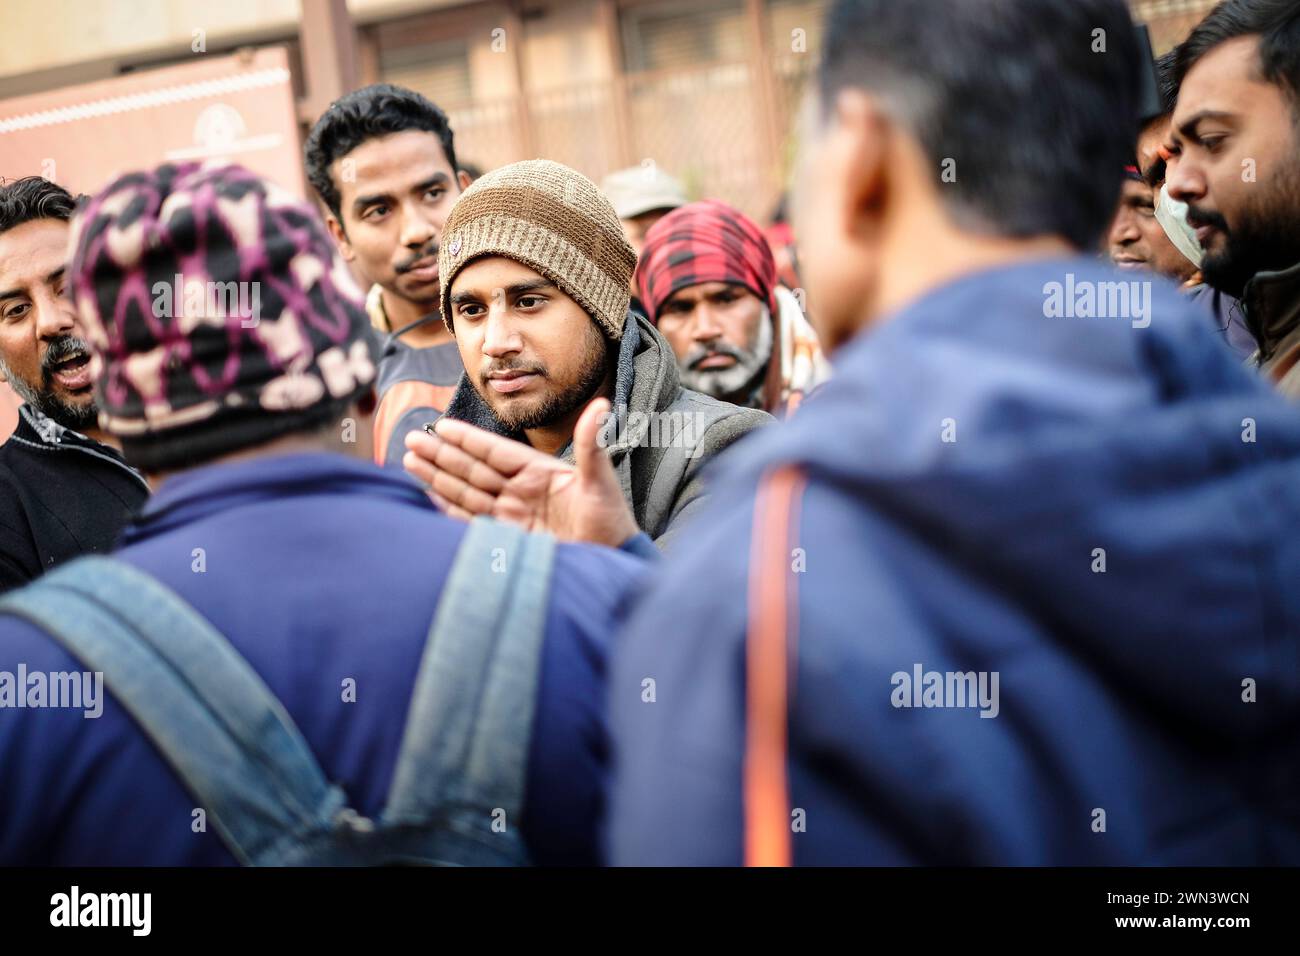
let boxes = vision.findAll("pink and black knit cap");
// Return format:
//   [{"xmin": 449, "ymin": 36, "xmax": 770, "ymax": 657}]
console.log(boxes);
[{"xmin": 67, "ymin": 161, "xmax": 378, "ymax": 471}]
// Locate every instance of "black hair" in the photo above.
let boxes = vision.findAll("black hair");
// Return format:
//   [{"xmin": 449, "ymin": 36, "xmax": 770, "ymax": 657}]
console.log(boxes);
[
  {"xmin": 0, "ymin": 177, "xmax": 82, "ymax": 234},
  {"xmin": 818, "ymin": 0, "xmax": 1142, "ymax": 250},
  {"xmin": 1176, "ymin": 0, "xmax": 1300, "ymax": 116},
  {"xmin": 1138, "ymin": 50, "xmax": 1181, "ymax": 187},
  {"xmin": 304, "ymin": 83, "xmax": 458, "ymax": 222},
  {"xmin": 1154, "ymin": 49, "xmax": 1180, "ymax": 116}
]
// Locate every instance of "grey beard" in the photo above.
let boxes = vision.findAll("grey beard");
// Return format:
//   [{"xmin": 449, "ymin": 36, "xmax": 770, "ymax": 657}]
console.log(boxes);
[
  {"xmin": 0, "ymin": 354, "xmax": 99, "ymax": 433},
  {"xmin": 678, "ymin": 306, "xmax": 774, "ymax": 405}
]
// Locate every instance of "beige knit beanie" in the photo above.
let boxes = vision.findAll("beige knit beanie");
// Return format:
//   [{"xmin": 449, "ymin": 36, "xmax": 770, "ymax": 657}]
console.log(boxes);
[{"xmin": 438, "ymin": 159, "xmax": 637, "ymax": 340}]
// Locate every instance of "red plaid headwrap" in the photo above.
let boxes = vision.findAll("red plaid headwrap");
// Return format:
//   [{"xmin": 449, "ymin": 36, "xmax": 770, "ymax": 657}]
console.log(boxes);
[{"xmin": 635, "ymin": 199, "xmax": 779, "ymax": 324}]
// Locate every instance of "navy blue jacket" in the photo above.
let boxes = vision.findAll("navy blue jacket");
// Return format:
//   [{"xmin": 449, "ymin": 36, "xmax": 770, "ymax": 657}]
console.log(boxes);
[
  {"xmin": 607, "ymin": 258, "xmax": 1300, "ymax": 865},
  {"xmin": 0, "ymin": 452, "xmax": 645, "ymax": 865}
]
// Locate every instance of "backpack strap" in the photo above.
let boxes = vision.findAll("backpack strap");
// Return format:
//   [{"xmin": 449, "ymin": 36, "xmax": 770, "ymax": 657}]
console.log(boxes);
[
  {"xmin": 384, "ymin": 517, "xmax": 556, "ymax": 837},
  {"xmin": 0, "ymin": 556, "xmax": 347, "ymax": 866},
  {"xmin": 743, "ymin": 465, "xmax": 807, "ymax": 867}
]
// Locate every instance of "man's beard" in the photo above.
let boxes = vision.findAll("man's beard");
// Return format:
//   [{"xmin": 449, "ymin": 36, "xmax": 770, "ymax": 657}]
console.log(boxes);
[
  {"xmin": 1193, "ymin": 156, "xmax": 1300, "ymax": 299},
  {"xmin": 481, "ymin": 322, "xmax": 609, "ymax": 433},
  {"xmin": 678, "ymin": 306, "xmax": 773, "ymax": 405},
  {"xmin": 0, "ymin": 335, "xmax": 98, "ymax": 432}
]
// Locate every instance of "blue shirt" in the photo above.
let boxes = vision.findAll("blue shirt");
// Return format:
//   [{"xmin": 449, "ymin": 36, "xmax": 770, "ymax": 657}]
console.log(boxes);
[{"xmin": 0, "ymin": 452, "xmax": 647, "ymax": 865}]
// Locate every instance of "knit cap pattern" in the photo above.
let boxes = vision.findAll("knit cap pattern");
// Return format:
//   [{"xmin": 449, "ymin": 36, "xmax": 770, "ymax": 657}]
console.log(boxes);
[
  {"xmin": 67, "ymin": 161, "xmax": 377, "ymax": 468},
  {"xmin": 439, "ymin": 159, "xmax": 636, "ymax": 340}
]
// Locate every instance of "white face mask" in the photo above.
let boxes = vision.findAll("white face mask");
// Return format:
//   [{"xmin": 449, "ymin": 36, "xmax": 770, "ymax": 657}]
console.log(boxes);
[{"xmin": 1155, "ymin": 183, "xmax": 1204, "ymax": 268}]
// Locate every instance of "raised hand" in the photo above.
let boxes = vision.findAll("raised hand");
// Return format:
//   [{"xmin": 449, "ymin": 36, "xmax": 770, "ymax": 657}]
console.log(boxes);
[{"xmin": 403, "ymin": 397, "xmax": 640, "ymax": 548}]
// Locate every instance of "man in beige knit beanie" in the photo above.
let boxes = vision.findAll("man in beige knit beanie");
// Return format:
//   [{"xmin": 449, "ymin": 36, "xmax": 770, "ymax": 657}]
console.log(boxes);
[{"xmin": 408, "ymin": 159, "xmax": 771, "ymax": 549}]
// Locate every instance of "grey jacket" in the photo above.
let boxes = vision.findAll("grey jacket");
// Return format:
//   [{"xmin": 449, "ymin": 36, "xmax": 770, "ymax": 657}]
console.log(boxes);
[{"xmin": 444, "ymin": 311, "xmax": 772, "ymax": 547}]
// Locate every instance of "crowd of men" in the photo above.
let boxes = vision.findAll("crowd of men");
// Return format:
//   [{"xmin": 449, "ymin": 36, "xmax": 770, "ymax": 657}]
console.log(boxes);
[{"xmin": 0, "ymin": 0, "xmax": 1297, "ymax": 866}]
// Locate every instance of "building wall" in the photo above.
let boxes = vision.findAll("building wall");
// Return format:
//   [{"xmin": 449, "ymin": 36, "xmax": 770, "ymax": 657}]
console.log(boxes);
[
  {"xmin": 0, "ymin": 0, "xmax": 1234, "ymax": 443},
  {"xmin": 0, "ymin": 0, "xmax": 1223, "ymax": 222},
  {"xmin": 1132, "ymin": 0, "xmax": 1220, "ymax": 53},
  {"xmin": 0, "ymin": 0, "xmax": 470, "ymax": 90},
  {"xmin": 360, "ymin": 0, "xmax": 828, "ymax": 218}
]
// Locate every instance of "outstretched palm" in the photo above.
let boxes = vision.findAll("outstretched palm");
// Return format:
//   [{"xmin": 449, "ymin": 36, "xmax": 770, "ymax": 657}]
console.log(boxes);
[{"xmin": 403, "ymin": 398, "xmax": 640, "ymax": 548}]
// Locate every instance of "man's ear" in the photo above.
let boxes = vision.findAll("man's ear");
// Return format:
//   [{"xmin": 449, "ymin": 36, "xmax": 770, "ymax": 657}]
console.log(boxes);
[
  {"xmin": 325, "ymin": 213, "xmax": 355, "ymax": 262},
  {"xmin": 457, "ymin": 169, "xmax": 472, "ymax": 192},
  {"xmin": 831, "ymin": 89, "xmax": 891, "ymax": 244}
]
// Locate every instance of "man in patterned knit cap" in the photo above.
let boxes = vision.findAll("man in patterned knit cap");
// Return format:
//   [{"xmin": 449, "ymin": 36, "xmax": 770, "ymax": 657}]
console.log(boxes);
[
  {"xmin": 405, "ymin": 159, "xmax": 771, "ymax": 550},
  {"xmin": 0, "ymin": 161, "xmax": 646, "ymax": 866}
]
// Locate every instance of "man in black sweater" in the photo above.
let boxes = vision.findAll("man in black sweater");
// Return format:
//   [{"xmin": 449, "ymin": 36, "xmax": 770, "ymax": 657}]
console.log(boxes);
[{"xmin": 0, "ymin": 178, "xmax": 148, "ymax": 593}]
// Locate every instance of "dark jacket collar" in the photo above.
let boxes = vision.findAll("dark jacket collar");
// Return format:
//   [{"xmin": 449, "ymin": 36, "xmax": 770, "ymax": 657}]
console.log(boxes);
[
  {"xmin": 1242, "ymin": 259, "xmax": 1300, "ymax": 362},
  {"xmin": 14, "ymin": 403, "xmax": 123, "ymax": 457},
  {"xmin": 8, "ymin": 405, "xmax": 146, "ymax": 492}
]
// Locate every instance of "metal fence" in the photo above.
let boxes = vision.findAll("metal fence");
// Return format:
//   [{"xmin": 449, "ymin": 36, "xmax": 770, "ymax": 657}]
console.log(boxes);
[
  {"xmin": 443, "ymin": 51, "xmax": 816, "ymax": 221},
  {"xmin": 419, "ymin": 0, "xmax": 1216, "ymax": 222}
]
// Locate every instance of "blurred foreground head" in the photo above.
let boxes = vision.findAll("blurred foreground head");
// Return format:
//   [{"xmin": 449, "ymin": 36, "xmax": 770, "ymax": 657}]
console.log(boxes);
[
  {"xmin": 796, "ymin": 0, "xmax": 1141, "ymax": 350},
  {"xmin": 67, "ymin": 162, "xmax": 378, "ymax": 473}
]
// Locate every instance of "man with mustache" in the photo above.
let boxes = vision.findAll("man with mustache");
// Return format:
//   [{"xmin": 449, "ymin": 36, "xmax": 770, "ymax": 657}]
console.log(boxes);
[
  {"xmin": 305, "ymin": 84, "xmax": 472, "ymax": 467},
  {"xmin": 1107, "ymin": 165, "xmax": 1200, "ymax": 285},
  {"xmin": 1116, "ymin": 50, "xmax": 1201, "ymax": 288},
  {"xmin": 1166, "ymin": 0, "xmax": 1300, "ymax": 396},
  {"xmin": 416, "ymin": 160, "xmax": 771, "ymax": 549},
  {"xmin": 635, "ymin": 200, "xmax": 830, "ymax": 417},
  {"xmin": 0, "ymin": 177, "xmax": 148, "ymax": 594}
]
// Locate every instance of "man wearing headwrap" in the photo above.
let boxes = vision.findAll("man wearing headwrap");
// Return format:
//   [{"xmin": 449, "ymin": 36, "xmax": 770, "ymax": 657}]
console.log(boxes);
[{"xmin": 635, "ymin": 200, "xmax": 829, "ymax": 417}]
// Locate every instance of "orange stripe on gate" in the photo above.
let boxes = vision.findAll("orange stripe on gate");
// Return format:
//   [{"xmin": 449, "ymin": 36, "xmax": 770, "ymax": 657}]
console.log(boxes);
[{"xmin": 744, "ymin": 465, "xmax": 807, "ymax": 867}]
